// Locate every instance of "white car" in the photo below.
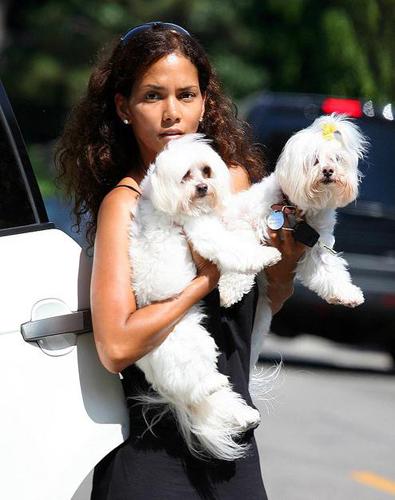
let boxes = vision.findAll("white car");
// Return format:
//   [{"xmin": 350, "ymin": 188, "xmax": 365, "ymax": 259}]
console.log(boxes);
[{"xmin": 0, "ymin": 81, "xmax": 129, "ymax": 499}]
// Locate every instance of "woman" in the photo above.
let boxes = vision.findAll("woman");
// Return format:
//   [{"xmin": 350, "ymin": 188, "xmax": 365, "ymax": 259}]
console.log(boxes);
[{"xmin": 56, "ymin": 21, "xmax": 305, "ymax": 500}]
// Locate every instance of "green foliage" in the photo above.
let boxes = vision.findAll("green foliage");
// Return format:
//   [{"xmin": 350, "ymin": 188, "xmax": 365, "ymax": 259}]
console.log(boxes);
[
  {"xmin": 321, "ymin": 7, "xmax": 375, "ymax": 97},
  {"xmin": 2, "ymin": 0, "xmax": 394, "ymax": 191},
  {"xmin": 4, "ymin": 0, "xmax": 394, "ymax": 117},
  {"xmin": 27, "ymin": 142, "xmax": 58, "ymax": 198}
]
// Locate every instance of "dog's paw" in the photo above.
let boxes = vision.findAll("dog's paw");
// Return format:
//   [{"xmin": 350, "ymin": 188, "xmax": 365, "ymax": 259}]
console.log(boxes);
[
  {"xmin": 219, "ymin": 273, "xmax": 255, "ymax": 308},
  {"xmin": 327, "ymin": 284, "xmax": 364, "ymax": 308},
  {"xmin": 217, "ymin": 253, "xmax": 246, "ymax": 273},
  {"xmin": 231, "ymin": 405, "xmax": 261, "ymax": 432},
  {"xmin": 257, "ymin": 246, "xmax": 282, "ymax": 268},
  {"xmin": 189, "ymin": 373, "xmax": 229, "ymax": 404},
  {"xmin": 236, "ymin": 247, "xmax": 282, "ymax": 273}
]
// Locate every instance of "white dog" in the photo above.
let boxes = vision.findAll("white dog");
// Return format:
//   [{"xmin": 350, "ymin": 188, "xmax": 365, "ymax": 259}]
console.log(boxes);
[
  {"xmin": 129, "ymin": 135, "xmax": 276, "ymax": 461},
  {"xmin": 129, "ymin": 115, "xmax": 367, "ymax": 460},
  {"xmin": 228, "ymin": 114, "xmax": 368, "ymax": 365}
]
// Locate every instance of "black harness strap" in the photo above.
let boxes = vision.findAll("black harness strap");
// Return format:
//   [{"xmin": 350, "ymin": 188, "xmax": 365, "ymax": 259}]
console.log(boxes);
[{"xmin": 113, "ymin": 184, "xmax": 142, "ymax": 196}]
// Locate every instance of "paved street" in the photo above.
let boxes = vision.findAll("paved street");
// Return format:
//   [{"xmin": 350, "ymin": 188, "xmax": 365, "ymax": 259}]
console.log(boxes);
[
  {"xmin": 255, "ymin": 334, "xmax": 395, "ymax": 500},
  {"xmin": 73, "ymin": 334, "xmax": 395, "ymax": 500}
]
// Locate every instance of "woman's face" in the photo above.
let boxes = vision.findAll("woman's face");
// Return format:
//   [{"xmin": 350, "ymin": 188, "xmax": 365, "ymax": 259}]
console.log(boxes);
[{"xmin": 115, "ymin": 52, "xmax": 205, "ymax": 167}]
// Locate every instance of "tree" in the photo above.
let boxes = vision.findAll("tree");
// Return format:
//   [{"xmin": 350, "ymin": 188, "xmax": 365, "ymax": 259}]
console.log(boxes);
[{"xmin": 1, "ymin": 0, "xmax": 394, "ymax": 144}]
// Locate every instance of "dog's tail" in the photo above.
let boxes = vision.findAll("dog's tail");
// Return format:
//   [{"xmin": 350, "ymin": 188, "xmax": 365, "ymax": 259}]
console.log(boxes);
[
  {"xmin": 131, "ymin": 388, "xmax": 253, "ymax": 461},
  {"xmin": 174, "ymin": 392, "xmax": 251, "ymax": 461},
  {"xmin": 249, "ymin": 360, "xmax": 283, "ymax": 411}
]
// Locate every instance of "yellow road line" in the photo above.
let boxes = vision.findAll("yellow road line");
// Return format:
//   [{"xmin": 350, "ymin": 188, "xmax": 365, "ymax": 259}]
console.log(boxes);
[{"xmin": 352, "ymin": 471, "xmax": 395, "ymax": 496}]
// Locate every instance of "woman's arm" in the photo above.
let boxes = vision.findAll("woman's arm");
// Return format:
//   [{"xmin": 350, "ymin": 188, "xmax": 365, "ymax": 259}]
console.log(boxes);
[
  {"xmin": 265, "ymin": 228, "xmax": 306, "ymax": 314},
  {"xmin": 228, "ymin": 165, "xmax": 306, "ymax": 314},
  {"xmin": 91, "ymin": 188, "xmax": 219, "ymax": 374},
  {"xmin": 92, "ymin": 166, "xmax": 303, "ymax": 374}
]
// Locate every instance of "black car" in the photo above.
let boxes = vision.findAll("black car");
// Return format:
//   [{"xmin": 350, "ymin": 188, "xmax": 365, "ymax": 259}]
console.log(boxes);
[{"xmin": 244, "ymin": 92, "xmax": 395, "ymax": 360}]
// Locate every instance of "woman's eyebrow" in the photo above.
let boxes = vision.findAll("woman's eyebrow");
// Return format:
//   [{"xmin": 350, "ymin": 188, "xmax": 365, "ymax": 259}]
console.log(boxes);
[
  {"xmin": 141, "ymin": 84, "xmax": 165, "ymax": 90},
  {"xmin": 179, "ymin": 86, "xmax": 199, "ymax": 91},
  {"xmin": 141, "ymin": 84, "xmax": 199, "ymax": 91}
]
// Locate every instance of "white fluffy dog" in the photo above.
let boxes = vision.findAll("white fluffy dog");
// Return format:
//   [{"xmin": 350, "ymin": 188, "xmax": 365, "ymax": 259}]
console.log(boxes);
[
  {"xmin": 242, "ymin": 114, "xmax": 368, "ymax": 365},
  {"xmin": 130, "ymin": 135, "xmax": 274, "ymax": 461},
  {"xmin": 129, "ymin": 115, "xmax": 367, "ymax": 460}
]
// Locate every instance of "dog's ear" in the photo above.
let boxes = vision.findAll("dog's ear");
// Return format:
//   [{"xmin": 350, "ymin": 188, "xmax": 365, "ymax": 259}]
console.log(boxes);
[
  {"xmin": 334, "ymin": 117, "xmax": 369, "ymax": 161},
  {"xmin": 317, "ymin": 114, "xmax": 369, "ymax": 160},
  {"xmin": 149, "ymin": 170, "xmax": 180, "ymax": 215},
  {"xmin": 139, "ymin": 162, "xmax": 156, "ymax": 199},
  {"xmin": 205, "ymin": 151, "xmax": 232, "ymax": 204},
  {"xmin": 140, "ymin": 159, "xmax": 179, "ymax": 214}
]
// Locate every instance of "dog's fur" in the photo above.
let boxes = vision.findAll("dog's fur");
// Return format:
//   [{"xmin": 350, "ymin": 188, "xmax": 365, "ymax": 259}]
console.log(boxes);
[
  {"xmin": 234, "ymin": 114, "xmax": 368, "ymax": 365},
  {"xmin": 129, "ymin": 115, "xmax": 367, "ymax": 460},
  {"xmin": 129, "ymin": 135, "xmax": 269, "ymax": 461}
]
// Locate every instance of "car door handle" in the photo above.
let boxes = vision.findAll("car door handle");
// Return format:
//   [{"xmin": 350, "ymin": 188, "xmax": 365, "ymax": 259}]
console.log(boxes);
[{"xmin": 20, "ymin": 309, "xmax": 92, "ymax": 342}]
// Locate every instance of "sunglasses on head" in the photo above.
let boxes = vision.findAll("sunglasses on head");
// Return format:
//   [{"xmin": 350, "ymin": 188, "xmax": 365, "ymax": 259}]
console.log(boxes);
[{"xmin": 120, "ymin": 22, "xmax": 190, "ymax": 45}]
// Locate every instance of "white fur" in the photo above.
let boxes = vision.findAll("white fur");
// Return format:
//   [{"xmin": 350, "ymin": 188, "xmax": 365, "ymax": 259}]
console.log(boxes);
[
  {"xmin": 249, "ymin": 113, "xmax": 368, "ymax": 366},
  {"xmin": 129, "ymin": 116, "xmax": 367, "ymax": 459},
  {"xmin": 130, "ymin": 134, "xmax": 267, "ymax": 461}
]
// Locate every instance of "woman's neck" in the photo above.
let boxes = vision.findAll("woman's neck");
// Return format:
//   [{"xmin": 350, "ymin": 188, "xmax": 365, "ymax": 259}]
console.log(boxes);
[{"xmin": 126, "ymin": 156, "xmax": 149, "ymax": 185}]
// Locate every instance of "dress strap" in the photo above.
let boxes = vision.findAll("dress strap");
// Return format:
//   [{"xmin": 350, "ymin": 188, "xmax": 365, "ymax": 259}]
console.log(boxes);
[{"xmin": 113, "ymin": 184, "xmax": 142, "ymax": 196}]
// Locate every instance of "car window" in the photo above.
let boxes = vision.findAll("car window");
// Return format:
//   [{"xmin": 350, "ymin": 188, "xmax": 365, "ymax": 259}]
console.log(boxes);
[
  {"xmin": 0, "ymin": 80, "xmax": 52, "ymax": 235},
  {"xmin": 0, "ymin": 121, "xmax": 36, "ymax": 230},
  {"xmin": 248, "ymin": 108, "xmax": 313, "ymax": 172},
  {"xmin": 358, "ymin": 120, "xmax": 395, "ymax": 206}
]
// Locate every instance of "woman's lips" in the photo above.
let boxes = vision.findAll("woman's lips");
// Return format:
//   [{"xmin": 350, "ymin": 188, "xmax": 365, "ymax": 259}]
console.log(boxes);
[{"xmin": 159, "ymin": 131, "xmax": 184, "ymax": 140}]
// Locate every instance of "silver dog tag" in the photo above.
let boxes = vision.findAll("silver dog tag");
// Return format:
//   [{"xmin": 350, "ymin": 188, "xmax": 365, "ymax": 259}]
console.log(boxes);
[{"xmin": 267, "ymin": 210, "xmax": 285, "ymax": 230}]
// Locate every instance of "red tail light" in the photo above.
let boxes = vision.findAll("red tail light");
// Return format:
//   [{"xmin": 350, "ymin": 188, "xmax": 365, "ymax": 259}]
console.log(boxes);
[
  {"xmin": 381, "ymin": 294, "xmax": 395, "ymax": 308},
  {"xmin": 322, "ymin": 98, "xmax": 363, "ymax": 118}
]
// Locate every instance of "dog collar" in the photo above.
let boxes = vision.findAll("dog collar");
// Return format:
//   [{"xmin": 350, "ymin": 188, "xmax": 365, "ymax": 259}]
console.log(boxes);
[
  {"xmin": 268, "ymin": 192, "xmax": 302, "ymax": 231},
  {"xmin": 268, "ymin": 194, "xmax": 321, "ymax": 247}
]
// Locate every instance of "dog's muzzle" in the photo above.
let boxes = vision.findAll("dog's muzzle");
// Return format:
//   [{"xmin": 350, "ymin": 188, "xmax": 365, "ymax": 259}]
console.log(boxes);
[
  {"xmin": 322, "ymin": 168, "xmax": 335, "ymax": 184},
  {"xmin": 195, "ymin": 183, "xmax": 208, "ymax": 197}
]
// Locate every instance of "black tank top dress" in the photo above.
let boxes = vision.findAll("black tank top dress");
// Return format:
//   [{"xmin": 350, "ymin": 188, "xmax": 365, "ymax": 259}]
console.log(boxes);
[{"xmin": 91, "ymin": 283, "xmax": 268, "ymax": 500}]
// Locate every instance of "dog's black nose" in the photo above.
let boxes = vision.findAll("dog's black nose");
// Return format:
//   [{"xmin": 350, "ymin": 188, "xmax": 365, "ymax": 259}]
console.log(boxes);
[
  {"xmin": 323, "ymin": 168, "xmax": 334, "ymax": 178},
  {"xmin": 196, "ymin": 183, "xmax": 208, "ymax": 195}
]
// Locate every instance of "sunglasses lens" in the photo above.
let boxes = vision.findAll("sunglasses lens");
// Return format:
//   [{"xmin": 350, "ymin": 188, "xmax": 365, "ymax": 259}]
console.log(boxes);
[{"xmin": 120, "ymin": 22, "xmax": 190, "ymax": 44}]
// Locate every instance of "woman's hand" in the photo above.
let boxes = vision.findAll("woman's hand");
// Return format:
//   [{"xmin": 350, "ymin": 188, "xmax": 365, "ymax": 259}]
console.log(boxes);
[
  {"xmin": 265, "ymin": 211, "xmax": 307, "ymax": 314},
  {"xmin": 92, "ymin": 190, "xmax": 224, "ymax": 373},
  {"xmin": 185, "ymin": 236, "xmax": 220, "ymax": 293}
]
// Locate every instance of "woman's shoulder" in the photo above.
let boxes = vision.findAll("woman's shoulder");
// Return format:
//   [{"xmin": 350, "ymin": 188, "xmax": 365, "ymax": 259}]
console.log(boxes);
[
  {"xmin": 102, "ymin": 176, "xmax": 141, "ymax": 207},
  {"xmin": 98, "ymin": 177, "xmax": 141, "ymax": 224},
  {"xmin": 228, "ymin": 164, "xmax": 251, "ymax": 193}
]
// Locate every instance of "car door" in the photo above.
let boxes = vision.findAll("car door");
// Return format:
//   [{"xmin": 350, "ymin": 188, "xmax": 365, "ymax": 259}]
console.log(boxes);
[{"xmin": 0, "ymin": 81, "xmax": 129, "ymax": 500}]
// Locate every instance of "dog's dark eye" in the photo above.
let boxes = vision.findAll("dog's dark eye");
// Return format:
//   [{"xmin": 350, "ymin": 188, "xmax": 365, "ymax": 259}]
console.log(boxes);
[
  {"xmin": 202, "ymin": 166, "xmax": 211, "ymax": 178},
  {"xmin": 182, "ymin": 170, "xmax": 191, "ymax": 182}
]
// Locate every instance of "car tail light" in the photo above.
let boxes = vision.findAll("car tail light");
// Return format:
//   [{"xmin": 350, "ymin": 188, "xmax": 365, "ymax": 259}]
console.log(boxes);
[
  {"xmin": 322, "ymin": 97, "xmax": 363, "ymax": 118},
  {"xmin": 381, "ymin": 294, "xmax": 395, "ymax": 308}
]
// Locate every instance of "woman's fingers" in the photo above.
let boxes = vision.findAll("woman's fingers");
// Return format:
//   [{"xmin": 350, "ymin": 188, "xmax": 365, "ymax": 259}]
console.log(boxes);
[
  {"xmin": 268, "ymin": 229, "xmax": 280, "ymax": 247},
  {"xmin": 282, "ymin": 227, "xmax": 301, "ymax": 255},
  {"xmin": 181, "ymin": 228, "xmax": 220, "ymax": 281},
  {"xmin": 268, "ymin": 205, "xmax": 307, "ymax": 259},
  {"xmin": 268, "ymin": 226, "xmax": 306, "ymax": 260}
]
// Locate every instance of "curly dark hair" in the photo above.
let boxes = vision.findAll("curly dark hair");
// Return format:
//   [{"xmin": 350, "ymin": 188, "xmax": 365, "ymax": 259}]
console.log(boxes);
[{"xmin": 55, "ymin": 24, "xmax": 266, "ymax": 247}]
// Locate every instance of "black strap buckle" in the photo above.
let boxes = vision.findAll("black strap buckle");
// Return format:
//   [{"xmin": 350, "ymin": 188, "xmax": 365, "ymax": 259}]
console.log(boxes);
[{"xmin": 293, "ymin": 221, "xmax": 320, "ymax": 247}]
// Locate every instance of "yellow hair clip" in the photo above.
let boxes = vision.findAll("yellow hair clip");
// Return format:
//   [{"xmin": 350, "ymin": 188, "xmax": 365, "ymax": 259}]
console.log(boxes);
[{"xmin": 322, "ymin": 123, "xmax": 337, "ymax": 141}]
